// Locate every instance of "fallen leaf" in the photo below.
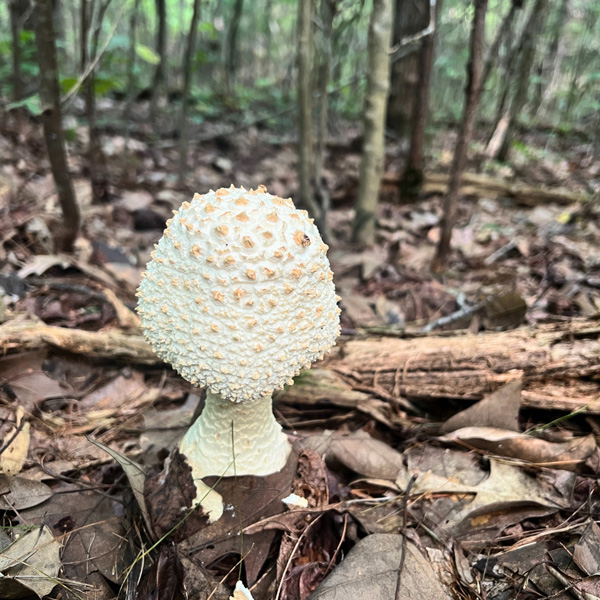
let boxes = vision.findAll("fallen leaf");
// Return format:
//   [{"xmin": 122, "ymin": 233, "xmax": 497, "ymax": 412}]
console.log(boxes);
[
  {"xmin": 0, "ymin": 525, "xmax": 61, "ymax": 599},
  {"xmin": 573, "ymin": 520, "xmax": 600, "ymax": 576},
  {"xmin": 0, "ymin": 475, "xmax": 52, "ymax": 510},
  {"xmin": 0, "ymin": 406, "xmax": 30, "ymax": 475},
  {"xmin": 136, "ymin": 543, "xmax": 185, "ymax": 600},
  {"xmin": 88, "ymin": 437, "xmax": 154, "ymax": 538},
  {"xmin": 303, "ymin": 430, "xmax": 404, "ymax": 480},
  {"xmin": 309, "ymin": 534, "xmax": 452, "ymax": 600},
  {"xmin": 441, "ymin": 380, "xmax": 522, "ymax": 433},
  {"xmin": 396, "ymin": 451, "xmax": 573, "ymax": 531},
  {"xmin": 440, "ymin": 427, "xmax": 596, "ymax": 469}
]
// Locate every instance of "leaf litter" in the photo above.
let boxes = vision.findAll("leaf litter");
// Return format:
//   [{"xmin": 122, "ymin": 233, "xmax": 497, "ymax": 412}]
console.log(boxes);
[{"xmin": 1, "ymin": 113, "xmax": 600, "ymax": 599}]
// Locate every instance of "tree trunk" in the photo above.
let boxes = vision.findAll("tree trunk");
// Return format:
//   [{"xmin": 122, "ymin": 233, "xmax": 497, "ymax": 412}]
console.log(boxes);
[
  {"xmin": 314, "ymin": 0, "xmax": 336, "ymax": 240},
  {"xmin": 541, "ymin": 0, "xmax": 569, "ymax": 114},
  {"xmin": 352, "ymin": 0, "xmax": 394, "ymax": 247},
  {"xmin": 82, "ymin": 0, "xmax": 111, "ymax": 203},
  {"xmin": 297, "ymin": 0, "xmax": 322, "ymax": 225},
  {"xmin": 386, "ymin": 0, "xmax": 430, "ymax": 137},
  {"xmin": 224, "ymin": 0, "xmax": 244, "ymax": 99},
  {"xmin": 496, "ymin": 0, "xmax": 546, "ymax": 162},
  {"xmin": 33, "ymin": 0, "xmax": 80, "ymax": 252},
  {"xmin": 178, "ymin": 0, "xmax": 202, "ymax": 183},
  {"xmin": 482, "ymin": 0, "xmax": 525, "ymax": 91},
  {"xmin": 432, "ymin": 0, "xmax": 487, "ymax": 272},
  {"xmin": 149, "ymin": 0, "xmax": 167, "ymax": 122},
  {"xmin": 401, "ymin": 0, "xmax": 442, "ymax": 198},
  {"xmin": 123, "ymin": 0, "xmax": 141, "ymax": 123},
  {"xmin": 9, "ymin": 1, "xmax": 23, "ymax": 102}
]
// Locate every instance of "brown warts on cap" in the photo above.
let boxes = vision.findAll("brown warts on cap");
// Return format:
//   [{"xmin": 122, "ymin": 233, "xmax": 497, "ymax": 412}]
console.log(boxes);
[{"xmin": 136, "ymin": 185, "xmax": 340, "ymax": 406}]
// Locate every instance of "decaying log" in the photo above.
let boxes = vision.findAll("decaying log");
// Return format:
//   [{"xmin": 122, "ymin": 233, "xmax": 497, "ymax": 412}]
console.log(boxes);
[
  {"xmin": 322, "ymin": 319, "xmax": 600, "ymax": 414},
  {"xmin": 383, "ymin": 171, "xmax": 587, "ymax": 206},
  {"xmin": 1, "ymin": 319, "xmax": 599, "ymax": 413}
]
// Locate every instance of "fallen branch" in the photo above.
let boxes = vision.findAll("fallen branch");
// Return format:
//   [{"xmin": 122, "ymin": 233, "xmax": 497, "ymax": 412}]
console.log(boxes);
[
  {"xmin": 2, "ymin": 318, "xmax": 599, "ymax": 413},
  {"xmin": 383, "ymin": 171, "xmax": 587, "ymax": 206}
]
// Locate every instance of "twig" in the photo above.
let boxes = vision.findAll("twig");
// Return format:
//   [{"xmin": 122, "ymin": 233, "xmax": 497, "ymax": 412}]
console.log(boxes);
[
  {"xmin": 420, "ymin": 298, "xmax": 489, "ymax": 333},
  {"xmin": 394, "ymin": 475, "xmax": 416, "ymax": 600}
]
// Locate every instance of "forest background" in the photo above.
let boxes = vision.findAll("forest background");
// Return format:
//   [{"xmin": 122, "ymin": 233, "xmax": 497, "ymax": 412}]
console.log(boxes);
[{"xmin": 1, "ymin": 0, "xmax": 600, "ymax": 599}]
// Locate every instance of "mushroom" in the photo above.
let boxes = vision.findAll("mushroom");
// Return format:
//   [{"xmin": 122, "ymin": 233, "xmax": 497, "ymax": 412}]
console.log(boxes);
[{"xmin": 136, "ymin": 185, "xmax": 340, "ymax": 521}]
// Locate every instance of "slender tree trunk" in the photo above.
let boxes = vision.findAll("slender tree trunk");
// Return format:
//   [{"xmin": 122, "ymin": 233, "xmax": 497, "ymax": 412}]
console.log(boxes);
[
  {"xmin": 496, "ymin": 0, "xmax": 546, "ymax": 162},
  {"xmin": 33, "ymin": 0, "xmax": 80, "ymax": 252},
  {"xmin": 387, "ymin": 0, "xmax": 430, "ymax": 137},
  {"xmin": 224, "ymin": 0, "xmax": 244, "ymax": 99},
  {"xmin": 9, "ymin": 1, "xmax": 23, "ymax": 102},
  {"xmin": 314, "ymin": 0, "xmax": 336, "ymax": 239},
  {"xmin": 401, "ymin": 0, "xmax": 442, "ymax": 198},
  {"xmin": 481, "ymin": 0, "xmax": 524, "ymax": 90},
  {"xmin": 178, "ymin": 0, "xmax": 202, "ymax": 183},
  {"xmin": 149, "ymin": 0, "xmax": 167, "ymax": 122},
  {"xmin": 432, "ymin": 0, "xmax": 488, "ymax": 272},
  {"xmin": 351, "ymin": 0, "xmax": 394, "ymax": 247},
  {"xmin": 82, "ymin": 0, "xmax": 111, "ymax": 203},
  {"xmin": 123, "ymin": 0, "xmax": 141, "ymax": 123},
  {"xmin": 297, "ymin": 0, "xmax": 322, "ymax": 225},
  {"xmin": 541, "ymin": 0, "xmax": 569, "ymax": 114}
]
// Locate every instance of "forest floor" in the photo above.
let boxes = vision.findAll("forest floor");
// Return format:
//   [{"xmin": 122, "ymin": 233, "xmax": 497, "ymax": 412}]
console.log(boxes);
[{"xmin": 0, "ymin": 100, "xmax": 600, "ymax": 600}]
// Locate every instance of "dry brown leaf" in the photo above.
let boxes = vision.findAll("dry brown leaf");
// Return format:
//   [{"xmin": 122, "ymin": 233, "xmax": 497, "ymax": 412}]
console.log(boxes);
[
  {"xmin": 303, "ymin": 430, "xmax": 404, "ymax": 480},
  {"xmin": 440, "ymin": 427, "xmax": 596, "ymax": 469},
  {"xmin": 442, "ymin": 380, "xmax": 521, "ymax": 433},
  {"xmin": 309, "ymin": 534, "xmax": 452, "ymax": 600},
  {"xmin": 0, "ymin": 406, "xmax": 30, "ymax": 475},
  {"xmin": 573, "ymin": 520, "xmax": 600, "ymax": 576},
  {"xmin": 0, "ymin": 525, "xmax": 61, "ymax": 599},
  {"xmin": 0, "ymin": 475, "xmax": 52, "ymax": 510}
]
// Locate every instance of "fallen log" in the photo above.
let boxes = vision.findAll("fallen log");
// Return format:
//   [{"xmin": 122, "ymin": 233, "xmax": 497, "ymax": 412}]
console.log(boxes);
[
  {"xmin": 382, "ymin": 171, "xmax": 588, "ymax": 206},
  {"xmin": 1, "ymin": 318, "xmax": 599, "ymax": 413}
]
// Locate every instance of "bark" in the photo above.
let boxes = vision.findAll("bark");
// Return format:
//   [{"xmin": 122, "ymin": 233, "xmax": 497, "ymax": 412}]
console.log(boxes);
[
  {"xmin": 33, "ymin": 0, "xmax": 80, "ymax": 252},
  {"xmin": 541, "ymin": 0, "xmax": 569, "ymax": 111},
  {"xmin": 432, "ymin": 0, "xmax": 487, "ymax": 272},
  {"xmin": 314, "ymin": 0, "xmax": 336, "ymax": 240},
  {"xmin": 387, "ymin": 0, "xmax": 430, "ymax": 137},
  {"xmin": 351, "ymin": 0, "xmax": 394, "ymax": 247},
  {"xmin": 123, "ymin": 0, "xmax": 141, "ymax": 123},
  {"xmin": 3, "ymin": 319, "xmax": 599, "ymax": 415},
  {"xmin": 177, "ymin": 0, "xmax": 202, "ymax": 183},
  {"xmin": 481, "ymin": 0, "xmax": 524, "ymax": 91},
  {"xmin": 224, "ymin": 0, "xmax": 244, "ymax": 98},
  {"xmin": 9, "ymin": 1, "xmax": 23, "ymax": 102},
  {"xmin": 496, "ymin": 0, "xmax": 546, "ymax": 162},
  {"xmin": 296, "ymin": 0, "xmax": 322, "ymax": 224},
  {"xmin": 149, "ymin": 0, "xmax": 167, "ymax": 122},
  {"xmin": 83, "ymin": 0, "xmax": 111, "ymax": 203},
  {"xmin": 401, "ymin": 0, "xmax": 441, "ymax": 198}
]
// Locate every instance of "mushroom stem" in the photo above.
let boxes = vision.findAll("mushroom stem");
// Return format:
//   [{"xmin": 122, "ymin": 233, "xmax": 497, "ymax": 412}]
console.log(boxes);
[{"xmin": 179, "ymin": 391, "xmax": 291, "ymax": 520}]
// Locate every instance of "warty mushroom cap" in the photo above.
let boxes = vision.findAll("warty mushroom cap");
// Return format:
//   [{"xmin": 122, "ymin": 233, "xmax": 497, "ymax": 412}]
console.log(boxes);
[{"xmin": 136, "ymin": 185, "xmax": 341, "ymax": 402}]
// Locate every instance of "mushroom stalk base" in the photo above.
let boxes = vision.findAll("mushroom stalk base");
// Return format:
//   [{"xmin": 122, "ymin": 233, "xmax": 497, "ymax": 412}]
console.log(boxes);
[{"xmin": 179, "ymin": 391, "xmax": 291, "ymax": 522}]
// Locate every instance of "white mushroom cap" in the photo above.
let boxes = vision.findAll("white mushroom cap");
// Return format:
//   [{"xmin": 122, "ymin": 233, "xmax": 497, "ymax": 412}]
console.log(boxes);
[{"xmin": 136, "ymin": 185, "xmax": 340, "ymax": 402}]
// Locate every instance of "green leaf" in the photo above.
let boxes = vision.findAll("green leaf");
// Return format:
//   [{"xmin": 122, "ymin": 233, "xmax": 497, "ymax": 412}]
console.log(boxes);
[
  {"xmin": 6, "ymin": 94, "xmax": 42, "ymax": 116},
  {"xmin": 59, "ymin": 75, "xmax": 78, "ymax": 95},
  {"xmin": 135, "ymin": 44, "xmax": 161, "ymax": 65}
]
